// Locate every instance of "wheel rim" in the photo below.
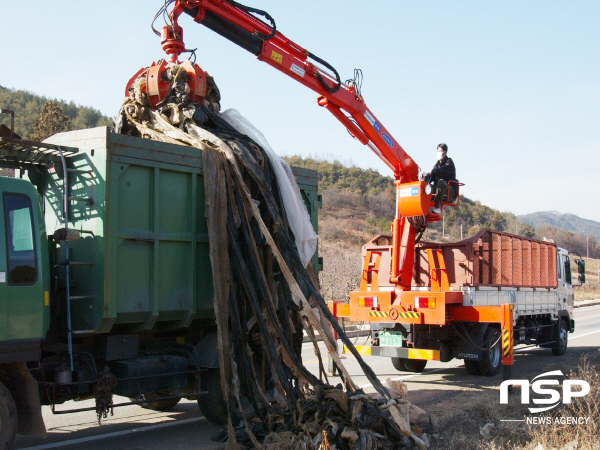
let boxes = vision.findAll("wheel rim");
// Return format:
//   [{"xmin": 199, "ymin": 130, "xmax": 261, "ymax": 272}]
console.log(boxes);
[
  {"xmin": 560, "ymin": 326, "xmax": 568, "ymax": 351},
  {"xmin": 488, "ymin": 334, "xmax": 501, "ymax": 368}
]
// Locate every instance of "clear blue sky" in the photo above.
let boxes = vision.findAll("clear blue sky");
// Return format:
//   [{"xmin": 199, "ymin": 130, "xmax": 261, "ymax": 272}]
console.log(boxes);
[{"xmin": 1, "ymin": 1, "xmax": 599, "ymax": 221}]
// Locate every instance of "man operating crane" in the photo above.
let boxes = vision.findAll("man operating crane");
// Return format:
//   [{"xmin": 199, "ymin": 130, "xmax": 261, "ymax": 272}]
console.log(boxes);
[{"xmin": 423, "ymin": 143, "xmax": 457, "ymax": 215}]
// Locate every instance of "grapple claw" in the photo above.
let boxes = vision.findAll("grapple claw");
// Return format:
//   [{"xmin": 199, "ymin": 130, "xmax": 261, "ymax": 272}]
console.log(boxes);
[{"xmin": 125, "ymin": 59, "xmax": 207, "ymax": 110}]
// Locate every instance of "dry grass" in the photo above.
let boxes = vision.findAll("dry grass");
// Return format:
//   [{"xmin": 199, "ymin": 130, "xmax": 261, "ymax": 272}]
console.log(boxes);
[
  {"xmin": 317, "ymin": 240, "xmax": 361, "ymax": 304},
  {"xmin": 573, "ymin": 257, "xmax": 600, "ymax": 301},
  {"xmin": 318, "ymin": 215, "xmax": 374, "ymax": 247},
  {"xmin": 318, "ymin": 188, "xmax": 396, "ymax": 247},
  {"xmin": 316, "ymin": 188, "xmax": 389, "ymax": 305},
  {"xmin": 431, "ymin": 354, "xmax": 600, "ymax": 450},
  {"xmin": 574, "ymin": 281, "xmax": 600, "ymax": 301},
  {"xmin": 523, "ymin": 355, "xmax": 599, "ymax": 450},
  {"xmin": 430, "ymin": 400, "xmax": 529, "ymax": 450}
]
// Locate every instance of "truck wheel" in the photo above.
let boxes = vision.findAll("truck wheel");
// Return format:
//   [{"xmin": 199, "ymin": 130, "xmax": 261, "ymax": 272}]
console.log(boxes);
[
  {"xmin": 197, "ymin": 369, "xmax": 229, "ymax": 425},
  {"xmin": 139, "ymin": 392, "xmax": 181, "ymax": 411},
  {"xmin": 464, "ymin": 359, "xmax": 482, "ymax": 376},
  {"xmin": 197, "ymin": 368, "xmax": 253, "ymax": 425},
  {"xmin": 478, "ymin": 327, "xmax": 501, "ymax": 376},
  {"xmin": 0, "ymin": 381, "xmax": 18, "ymax": 450},
  {"xmin": 402, "ymin": 358, "xmax": 427, "ymax": 373},
  {"xmin": 552, "ymin": 319, "xmax": 568, "ymax": 356},
  {"xmin": 391, "ymin": 357, "xmax": 407, "ymax": 371}
]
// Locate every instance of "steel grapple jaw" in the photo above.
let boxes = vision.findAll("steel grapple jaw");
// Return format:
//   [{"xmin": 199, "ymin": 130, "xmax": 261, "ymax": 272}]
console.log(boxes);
[{"xmin": 124, "ymin": 58, "xmax": 207, "ymax": 111}]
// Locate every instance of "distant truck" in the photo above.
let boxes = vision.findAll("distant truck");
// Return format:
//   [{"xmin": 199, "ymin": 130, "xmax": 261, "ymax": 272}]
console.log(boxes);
[
  {"xmin": 0, "ymin": 126, "xmax": 321, "ymax": 449},
  {"xmin": 329, "ymin": 230, "xmax": 585, "ymax": 376}
]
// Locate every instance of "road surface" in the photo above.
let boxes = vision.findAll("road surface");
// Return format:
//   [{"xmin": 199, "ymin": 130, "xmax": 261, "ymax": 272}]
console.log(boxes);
[{"xmin": 14, "ymin": 305, "xmax": 600, "ymax": 450}]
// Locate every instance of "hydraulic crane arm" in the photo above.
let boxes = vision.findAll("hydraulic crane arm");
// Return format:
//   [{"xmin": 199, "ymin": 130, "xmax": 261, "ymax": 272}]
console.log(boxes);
[
  {"xmin": 132, "ymin": 0, "xmax": 454, "ymax": 290},
  {"xmin": 161, "ymin": 0, "xmax": 419, "ymax": 183}
]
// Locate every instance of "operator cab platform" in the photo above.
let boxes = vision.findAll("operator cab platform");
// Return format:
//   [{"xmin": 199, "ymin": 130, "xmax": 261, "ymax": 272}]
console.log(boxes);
[{"xmin": 426, "ymin": 180, "xmax": 464, "ymax": 221}]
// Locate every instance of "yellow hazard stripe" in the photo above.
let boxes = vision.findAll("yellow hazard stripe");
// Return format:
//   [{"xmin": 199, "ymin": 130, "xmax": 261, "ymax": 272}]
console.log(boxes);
[
  {"xmin": 407, "ymin": 349, "xmax": 440, "ymax": 360},
  {"xmin": 398, "ymin": 312, "xmax": 420, "ymax": 319},
  {"xmin": 369, "ymin": 311, "xmax": 389, "ymax": 318},
  {"xmin": 343, "ymin": 345, "xmax": 371, "ymax": 355},
  {"xmin": 502, "ymin": 329, "xmax": 511, "ymax": 357}
]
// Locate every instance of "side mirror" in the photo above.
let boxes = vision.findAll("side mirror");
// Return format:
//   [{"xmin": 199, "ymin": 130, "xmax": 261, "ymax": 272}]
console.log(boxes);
[
  {"xmin": 577, "ymin": 259, "xmax": 585, "ymax": 274},
  {"xmin": 579, "ymin": 273, "xmax": 585, "ymax": 284}
]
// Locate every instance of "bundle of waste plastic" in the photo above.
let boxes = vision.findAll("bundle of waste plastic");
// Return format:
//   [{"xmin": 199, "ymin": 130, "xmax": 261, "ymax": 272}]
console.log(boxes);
[{"xmin": 115, "ymin": 65, "xmax": 429, "ymax": 450}]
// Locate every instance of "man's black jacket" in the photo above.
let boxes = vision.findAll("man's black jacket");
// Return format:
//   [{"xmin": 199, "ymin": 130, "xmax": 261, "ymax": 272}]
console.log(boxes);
[{"xmin": 430, "ymin": 157, "xmax": 456, "ymax": 184}]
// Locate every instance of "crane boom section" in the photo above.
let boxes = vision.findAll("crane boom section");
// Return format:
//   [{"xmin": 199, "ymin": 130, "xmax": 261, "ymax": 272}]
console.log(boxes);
[
  {"xmin": 147, "ymin": 0, "xmax": 445, "ymax": 291},
  {"xmin": 169, "ymin": 0, "xmax": 418, "ymax": 182}
]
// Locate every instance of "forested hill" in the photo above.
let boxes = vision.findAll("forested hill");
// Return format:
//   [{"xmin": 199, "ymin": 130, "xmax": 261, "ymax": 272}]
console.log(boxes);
[
  {"xmin": 283, "ymin": 156, "xmax": 600, "ymax": 258},
  {"xmin": 519, "ymin": 211, "xmax": 600, "ymax": 242},
  {"xmin": 0, "ymin": 85, "xmax": 112, "ymax": 137},
  {"xmin": 283, "ymin": 156, "xmax": 393, "ymax": 196}
]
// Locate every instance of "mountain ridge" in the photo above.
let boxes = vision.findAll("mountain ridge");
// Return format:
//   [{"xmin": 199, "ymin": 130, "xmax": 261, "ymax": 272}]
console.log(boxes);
[{"xmin": 519, "ymin": 211, "xmax": 600, "ymax": 241}]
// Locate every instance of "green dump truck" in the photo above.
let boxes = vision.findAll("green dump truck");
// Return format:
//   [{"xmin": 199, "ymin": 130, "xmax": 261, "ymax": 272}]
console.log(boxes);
[{"xmin": 0, "ymin": 126, "xmax": 321, "ymax": 448}]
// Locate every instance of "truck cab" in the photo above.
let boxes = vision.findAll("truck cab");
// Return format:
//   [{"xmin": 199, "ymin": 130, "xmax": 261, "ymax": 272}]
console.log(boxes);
[
  {"xmin": 556, "ymin": 247, "xmax": 576, "ymax": 331},
  {"xmin": 557, "ymin": 248, "xmax": 573, "ymax": 298}
]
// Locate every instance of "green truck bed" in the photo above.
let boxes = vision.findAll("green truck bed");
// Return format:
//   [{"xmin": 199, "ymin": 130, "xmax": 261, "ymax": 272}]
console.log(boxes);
[{"xmin": 42, "ymin": 127, "xmax": 319, "ymax": 336}]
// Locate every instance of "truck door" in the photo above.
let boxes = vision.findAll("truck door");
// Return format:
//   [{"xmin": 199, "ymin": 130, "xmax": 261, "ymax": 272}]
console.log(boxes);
[
  {"xmin": 556, "ymin": 251, "xmax": 572, "ymax": 310},
  {"xmin": 556, "ymin": 251, "xmax": 566, "ymax": 310},
  {"xmin": 2, "ymin": 192, "xmax": 44, "ymax": 340}
]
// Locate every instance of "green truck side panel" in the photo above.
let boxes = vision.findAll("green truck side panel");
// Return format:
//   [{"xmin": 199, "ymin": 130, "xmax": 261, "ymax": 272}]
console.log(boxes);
[
  {"xmin": 34, "ymin": 127, "xmax": 318, "ymax": 336},
  {"xmin": 0, "ymin": 178, "xmax": 50, "ymax": 341},
  {"xmin": 290, "ymin": 166, "xmax": 322, "ymax": 274}
]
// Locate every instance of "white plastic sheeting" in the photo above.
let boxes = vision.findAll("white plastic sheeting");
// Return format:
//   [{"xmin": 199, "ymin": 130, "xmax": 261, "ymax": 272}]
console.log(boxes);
[{"xmin": 222, "ymin": 109, "xmax": 317, "ymax": 267}]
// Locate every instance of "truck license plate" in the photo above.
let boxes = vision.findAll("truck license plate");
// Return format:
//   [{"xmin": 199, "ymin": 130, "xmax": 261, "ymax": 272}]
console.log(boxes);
[{"xmin": 379, "ymin": 331, "xmax": 403, "ymax": 347}]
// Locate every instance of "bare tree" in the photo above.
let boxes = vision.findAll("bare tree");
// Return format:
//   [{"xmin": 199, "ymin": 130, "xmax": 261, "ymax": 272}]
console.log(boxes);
[{"xmin": 28, "ymin": 102, "xmax": 70, "ymax": 141}]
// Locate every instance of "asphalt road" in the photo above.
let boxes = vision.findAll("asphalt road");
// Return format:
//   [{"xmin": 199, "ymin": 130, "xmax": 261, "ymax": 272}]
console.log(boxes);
[{"xmin": 13, "ymin": 305, "xmax": 600, "ymax": 450}]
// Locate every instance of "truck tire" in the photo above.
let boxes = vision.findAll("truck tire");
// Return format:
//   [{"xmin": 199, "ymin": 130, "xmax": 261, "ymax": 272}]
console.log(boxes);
[
  {"xmin": 0, "ymin": 381, "xmax": 17, "ymax": 450},
  {"xmin": 197, "ymin": 369, "xmax": 229, "ymax": 425},
  {"xmin": 391, "ymin": 357, "xmax": 407, "ymax": 372},
  {"xmin": 464, "ymin": 359, "xmax": 481, "ymax": 376},
  {"xmin": 197, "ymin": 368, "xmax": 254, "ymax": 425},
  {"xmin": 402, "ymin": 358, "xmax": 427, "ymax": 373},
  {"xmin": 552, "ymin": 319, "xmax": 568, "ymax": 356},
  {"xmin": 139, "ymin": 392, "xmax": 181, "ymax": 411},
  {"xmin": 478, "ymin": 327, "xmax": 501, "ymax": 376}
]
